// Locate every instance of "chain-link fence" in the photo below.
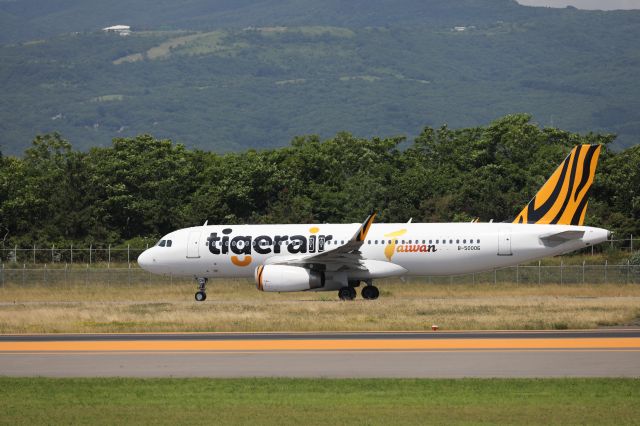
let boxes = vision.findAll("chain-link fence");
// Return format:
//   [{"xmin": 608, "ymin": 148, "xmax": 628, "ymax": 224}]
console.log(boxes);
[
  {"xmin": 0, "ymin": 266, "xmax": 189, "ymax": 287},
  {"xmin": 0, "ymin": 236, "xmax": 636, "ymax": 267},
  {"xmin": 0, "ymin": 245, "xmax": 148, "ymax": 266},
  {"xmin": 419, "ymin": 262, "xmax": 640, "ymax": 286},
  {"xmin": 0, "ymin": 263, "xmax": 638, "ymax": 288}
]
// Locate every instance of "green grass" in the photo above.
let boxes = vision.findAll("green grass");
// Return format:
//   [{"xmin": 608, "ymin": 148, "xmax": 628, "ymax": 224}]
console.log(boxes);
[{"xmin": 0, "ymin": 378, "xmax": 638, "ymax": 425}]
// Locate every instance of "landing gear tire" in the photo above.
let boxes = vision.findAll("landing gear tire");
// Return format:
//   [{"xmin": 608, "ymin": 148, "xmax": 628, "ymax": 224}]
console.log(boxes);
[
  {"xmin": 195, "ymin": 277, "xmax": 208, "ymax": 302},
  {"xmin": 362, "ymin": 285, "xmax": 380, "ymax": 300},
  {"xmin": 338, "ymin": 287, "xmax": 356, "ymax": 301}
]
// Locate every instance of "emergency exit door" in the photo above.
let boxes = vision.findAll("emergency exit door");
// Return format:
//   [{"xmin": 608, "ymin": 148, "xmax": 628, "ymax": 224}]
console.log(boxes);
[
  {"xmin": 186, "ymin": 231, "xmax": 201, "ymax": 258},
  {"xmin": 498, "ymin": 229, "xmax": 512, "ymax": 256}
]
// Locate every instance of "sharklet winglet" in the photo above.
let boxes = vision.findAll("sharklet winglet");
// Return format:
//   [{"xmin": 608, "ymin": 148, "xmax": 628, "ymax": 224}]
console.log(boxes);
[{"xmin": 355, "ymin": 212, "xmax": 377, "ymax": 242}]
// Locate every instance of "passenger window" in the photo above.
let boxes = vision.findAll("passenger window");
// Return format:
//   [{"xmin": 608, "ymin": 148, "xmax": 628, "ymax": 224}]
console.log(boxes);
[
  {"xmin": 167, "ymin": 240, "xmax": 172, "ymax": 247},
  {"xmin": 456, "ymin": 239, "xmax": 459, "ymax": 244},
  {"xmin": 463, "ymin": 240, "xmax": 466, "ymax": 244},
  {"xmin": 429, "ymin": 240, "xmax": 432, "ymax": 244},
  {"xmin": 449, "ymin": 239, "xmax": 453, "ymax": 244},
  {"xmin": 436, "ymin": 240, "xmax": 439, "ymax": 244},
  {"xmin": 478, "ymin": 239, "xmax": 481, "ymax": 244}
]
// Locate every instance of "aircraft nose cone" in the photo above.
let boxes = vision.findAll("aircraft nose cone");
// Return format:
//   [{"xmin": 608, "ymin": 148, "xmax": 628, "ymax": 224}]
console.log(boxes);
[{"xmin": 137, "ymin": 250, "xmax": 153, "ymax": 270}]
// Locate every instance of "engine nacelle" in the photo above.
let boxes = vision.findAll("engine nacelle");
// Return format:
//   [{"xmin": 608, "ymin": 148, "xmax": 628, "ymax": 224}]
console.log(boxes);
[{"xmin": 255, "ymin": 265, "xmax": 325, "ymax": 292}]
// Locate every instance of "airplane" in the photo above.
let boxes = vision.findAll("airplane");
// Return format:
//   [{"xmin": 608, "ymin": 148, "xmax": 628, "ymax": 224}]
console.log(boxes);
[{"xmin": 137, "ymin": 144, "xmax": 610, "ymax": 301}]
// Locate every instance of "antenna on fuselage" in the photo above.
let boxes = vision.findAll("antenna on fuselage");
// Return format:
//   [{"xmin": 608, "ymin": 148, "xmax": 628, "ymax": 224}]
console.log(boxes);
[
  {"xmin": 407, "ymin": 218, "xmax": 413, "ymax": 223},
  {"xmin": 203, "ymin": 220, "xmax": 208, "ymax": 226}
]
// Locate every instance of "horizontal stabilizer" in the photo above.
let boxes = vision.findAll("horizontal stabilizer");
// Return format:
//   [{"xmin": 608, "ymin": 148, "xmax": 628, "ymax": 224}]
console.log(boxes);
[{"xmin": 540, "ymin": 230, "xmax": 585, "ymax": 246}]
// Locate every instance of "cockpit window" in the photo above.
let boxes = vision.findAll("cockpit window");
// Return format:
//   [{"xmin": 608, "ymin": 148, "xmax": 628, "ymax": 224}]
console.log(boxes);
[
  {"xmin": 158, "ymin": 240, "xmax": 166, "ymax": 247},
  {"xmin": 166, "ymin": 240, "xmax": 172, "ymax": 247}
]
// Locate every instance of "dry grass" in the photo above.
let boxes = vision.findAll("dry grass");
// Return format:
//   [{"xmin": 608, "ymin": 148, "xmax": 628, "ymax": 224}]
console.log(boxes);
[{"xmin": 0, "ymin": 279, "xmax": 639, "ymax": 333}]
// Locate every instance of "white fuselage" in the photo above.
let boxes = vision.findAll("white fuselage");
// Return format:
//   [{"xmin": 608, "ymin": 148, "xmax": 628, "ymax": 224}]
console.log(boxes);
[{"xmin": 137, "ymin": 222, "xmax": 609, "ymax": 287}]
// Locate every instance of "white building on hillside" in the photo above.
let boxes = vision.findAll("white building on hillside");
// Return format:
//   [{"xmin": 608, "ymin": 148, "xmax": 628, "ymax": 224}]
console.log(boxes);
[{"xmin": 103, "ymin": 25, "xmax": 131, "ymax": 36}]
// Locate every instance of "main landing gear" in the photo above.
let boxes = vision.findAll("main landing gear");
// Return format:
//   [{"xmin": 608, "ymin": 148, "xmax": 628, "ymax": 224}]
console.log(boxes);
[
  {"xmin": 338, "ymin": 281, "xmax": 380, "ymax": 301},
  {"xmin": 195, "ymin": 277, "xmax": 208, "ymax": 302},
  {"xmin": 338, "ymin": 286, "xmax": 357, "ymax": 301},
  {"xmin": 361, "ymin": 285, "xmax": 380, "ymax": 300}
]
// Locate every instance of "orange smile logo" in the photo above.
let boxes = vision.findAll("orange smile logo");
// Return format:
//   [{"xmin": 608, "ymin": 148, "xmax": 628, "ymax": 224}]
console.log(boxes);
[{"xmin": 231, "ymin": 255, "xmax": 252, "ymax": 267}]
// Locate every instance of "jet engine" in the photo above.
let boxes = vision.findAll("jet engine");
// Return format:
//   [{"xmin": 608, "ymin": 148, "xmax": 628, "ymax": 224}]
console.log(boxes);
[{"xmin": 255, "ymin": 265, "xmax": 325, "ymax": 292}]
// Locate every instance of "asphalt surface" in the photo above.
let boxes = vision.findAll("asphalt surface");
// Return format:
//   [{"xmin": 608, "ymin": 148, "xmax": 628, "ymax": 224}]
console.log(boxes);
[{"xmin": 0, "ymin": 330, "xmax": 638, "ymax": 378}]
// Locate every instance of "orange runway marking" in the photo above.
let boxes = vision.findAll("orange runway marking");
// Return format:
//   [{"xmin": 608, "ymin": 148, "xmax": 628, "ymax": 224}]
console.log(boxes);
[{"xmin": 1, "ymin": 338, "xmax": 639, "ymax": 352}]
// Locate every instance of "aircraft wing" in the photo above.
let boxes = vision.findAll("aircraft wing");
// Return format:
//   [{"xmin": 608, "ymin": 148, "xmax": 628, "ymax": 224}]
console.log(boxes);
[{"xmin": 265, "ymin": 212, "xmax": 377, "ymax": 272}]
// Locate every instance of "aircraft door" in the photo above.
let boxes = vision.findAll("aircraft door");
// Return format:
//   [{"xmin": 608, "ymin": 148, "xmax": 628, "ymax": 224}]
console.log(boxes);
[
  {"xmin": 186, "ymin": 230, "xmax": 201, "ymax": 258},
  {"xmin": 498, "ymin": 229, "xmax": 512, "ymax": 256}
]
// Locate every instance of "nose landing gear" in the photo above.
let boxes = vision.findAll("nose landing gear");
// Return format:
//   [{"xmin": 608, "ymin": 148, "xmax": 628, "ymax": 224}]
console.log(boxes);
[{"xmin": 195, "ymin": 277, "xmax": 208, "ymax": 302}]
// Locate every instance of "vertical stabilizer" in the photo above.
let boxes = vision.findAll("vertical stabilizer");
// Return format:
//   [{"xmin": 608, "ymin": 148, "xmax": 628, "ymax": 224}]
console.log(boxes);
[{"xmin": 514, "ymin": 145, "xmax": 601, "ymax": 226}]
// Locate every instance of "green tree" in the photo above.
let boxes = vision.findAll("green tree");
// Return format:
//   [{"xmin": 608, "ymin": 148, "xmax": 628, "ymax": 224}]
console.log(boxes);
[{"xmin": 86, "ymin": 135, "xmax": 198, "ymax": 240}]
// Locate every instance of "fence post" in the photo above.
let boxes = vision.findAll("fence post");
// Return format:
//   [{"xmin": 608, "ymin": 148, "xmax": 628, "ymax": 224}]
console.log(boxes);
[
  {"xmin": 108, "ymin": 244, "xmax": 111, "ymax": 269},
  {"xmin": 560, "ymin": 261, "xmax": 563, "ymax": 285},
  {"xmin": 44, "ymin": 263, "xmax": 47, "ymax": 286},
  {"xmin": 33, "ymin": 244, "xmax": 36, "ymax": 265},
  {"xmin": 604, "ymin": 260, "xmax": 608, "ymax": 284},
  {"xmin": 51, "ymin": 245, "xmax": 54, "ymax": 263},
  {"xmin": 64, "ymin": 263, "xmax": 68, "ymax": 287},
  {"xmin": 22, "ymin": 263, "xmax": 25, "ymax": 286},
  {"xmin": 582, "ymin": 260, "xmax": 585, "ymax": 285},
  {"xmin": 538, "ymin": 261, "xmax": 541, "ymax": 285},
  {"xmin": 627, "ymin": 260, "xmax": 630, "ymax": 284},
  {"xmin": 494, "ymin": 269, "xmax": 497, "ymax": 285},
  {"xmin": 1, "ymin": 264, "xmax": 3, "ymax": 287},
  {"xmin": 631, "ymin": 234, "xmax": 634, "ymax": 252},
  {"xmin": 89, "ymin": 245, "xmax": 92, "ymax": 265},
  {"xmin": 70, "ymin": 244, "xmax": 73, "ymax": 264},
  {"xmin": 85, "ymin": 264, "xmax": 89, "ymax": 287},
  {"xmin": 14, "ymin": 245, "xmax": 18, "ymax": 264},
  {"xmin": 516, "ymin": 264, "xmax": 519, "ymax": 285},
  {"xmin": 127, "ymin": 244, "xmax": 130, "ymax": 266}
]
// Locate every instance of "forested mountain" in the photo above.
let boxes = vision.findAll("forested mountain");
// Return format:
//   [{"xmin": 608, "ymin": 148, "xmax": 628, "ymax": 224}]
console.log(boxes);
[
  {"xmin": 0, "ymin": 0, "xmax": 639, "ymax": 155},
  {"xmin": 0, "ymin": 0, "xmax": 547, "ymax": 44}
]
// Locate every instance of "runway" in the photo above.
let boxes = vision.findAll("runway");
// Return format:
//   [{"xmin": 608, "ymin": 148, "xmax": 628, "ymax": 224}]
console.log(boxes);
[{"xmin": 1, "ymin": 330, "xmax": 639, "ymax": 378}]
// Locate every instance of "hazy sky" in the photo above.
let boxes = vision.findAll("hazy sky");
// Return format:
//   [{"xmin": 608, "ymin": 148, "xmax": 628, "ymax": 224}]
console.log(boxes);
[{"xmin": 517, "ymin": 0, "xmax": 640, "ymax": 9}]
